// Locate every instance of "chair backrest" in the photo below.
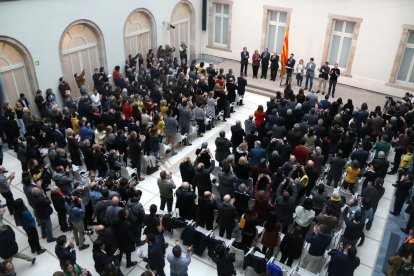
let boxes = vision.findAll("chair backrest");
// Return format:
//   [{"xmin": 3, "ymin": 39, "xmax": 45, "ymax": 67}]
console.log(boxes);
[{"xmin": 230, "ymin": 244, "xmax": 245, "ymax": 262}]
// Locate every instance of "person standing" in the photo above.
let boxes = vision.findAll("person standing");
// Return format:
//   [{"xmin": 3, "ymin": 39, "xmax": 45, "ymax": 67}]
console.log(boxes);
[
  {"xmin": 127, "ymin": 131, "xmax": 145, "ymax": 181},
  {"xmin": 240, "ymin": 47, "xmax": 249, "ymax": 77},
  {"xmin": 178, "ymin": 101, "xmax": 193, "ymax": 146},
  {"xmin": 285, "ymin": 54, "xmax": 295, "ymax": 85},
  {"xmin": 0, "ymin": 223, "xmax": 36, "ymax": 270},
  {"xmin": 66, "ymin": 196, "xmax": 89, "ymax": 251},
  {"xmin": 301, "ymin": 224, "xmax": 332, "ymax": 273},
  {"xmin": 211, "ymin": 243, "xmax": 236, "ymax": 276},
  {"xmin": 157, "ymin": 170, "xmax": 176, "ymax": 213},
  {"xmin": 295, "ymin": 59, "xmax": 305, "ymax": 88},
  {"xmin": 167, "ymin": 244, "xmax": 192, "ymax": 276},
  {"xmin": 270, "ymin": 52, "xmax": 280, "ymax": 81},
  {"xmin": 390, "ymin": 173, "xmax": 413, "ymax": 216},
  {"xmin": 237, "ymin": 73, "xmax": 247, "ymax": 106},
  {"xmin": 304, "ymin": 58, "xmax": 316, "ymax": 91},
  {"xmin": 32, "ymin": 187, "xmax": 56, "ymax": 243},
  {"xmin": 0, "ymin": 167, "xmax": 15, "ymax": 215},
  {"xmin": 260, "ymin": 48, "xmax": 271, "ymax": 79},
  {"xmin": 327, "ymin": 63, "xmax": 340, "ymax": 97},
  {"xmin": 252, "ymin": 50, "xmax": 261, "ymax": 79},
  {"xmin": 140, "ymin": 233, "xmax": 166, "ymax": 276},
  {"xmin": 217, "ymin": 195, "xmax": 238, "ymax": 239},
  {"xmin": 327, "ymin": 245, "xmax": 360, "ymax": 276},
  {"xmin": 179, "ymin": 42, "xmax": 188, "ymax": 66},
  {"xmin": 13, "ymin": 198, "xmax": 46, "ymax": 255},
  {"xmin": 317, "ymin": 62, "xmax": 330, "ymax": 94},
  {"xmin": 114, "ymin": 209, "xmax": 137, "ymax": 268}
]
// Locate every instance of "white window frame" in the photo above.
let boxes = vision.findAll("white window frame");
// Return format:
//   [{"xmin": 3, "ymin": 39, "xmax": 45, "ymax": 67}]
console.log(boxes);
[
  {"xmin": 266, "ymin": 10, "xmax": 287, "ymax": 54},
  {"xmin": 396, "ymin": 31, "xmax": 414, "ymax": 84},
  {"xmin": 213, "ymin": 3, "xmax": 229, "ymax": 46},
  {"xmin": 328, "ymin": 20, "xmax": 354, "ymax": 70}
]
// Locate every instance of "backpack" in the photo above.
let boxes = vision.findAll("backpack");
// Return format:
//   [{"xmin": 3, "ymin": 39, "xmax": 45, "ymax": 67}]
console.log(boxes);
[{"xmin": 126, "ymin": 200, "xmax": 145, "ymax": 225}]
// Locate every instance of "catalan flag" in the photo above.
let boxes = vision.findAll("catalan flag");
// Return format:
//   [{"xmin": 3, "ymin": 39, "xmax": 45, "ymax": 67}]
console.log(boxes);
[{"xmin": 280, "ymin": 27, "xmax": 289, "ymax": 77}]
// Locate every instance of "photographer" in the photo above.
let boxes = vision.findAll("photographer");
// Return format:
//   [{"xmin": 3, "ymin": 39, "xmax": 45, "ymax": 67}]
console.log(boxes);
[
  {"xmin": 327, "ymin": 244, "xmax": 360, "ymax": 276},
  {"xmin": 275, "ymin": 177, "xmax": 297, "ymax": 233},
  {"xmin": 65, "ymin": 196, "xmax": 89, "ymax": 251},
  {"xmin": 341, "ymin": 202, "xmax": 364, "ymax": 247},
  {"xmin": 212, "ymin": 242, "xmax": 236, "ymax": 276}
]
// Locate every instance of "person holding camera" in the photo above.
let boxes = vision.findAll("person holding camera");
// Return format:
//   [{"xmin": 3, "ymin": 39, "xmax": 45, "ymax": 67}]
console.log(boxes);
[
  {"xmin": 211, "ymin": 243, "xmax": 236, "ymax": 276},
  {"xmin": 157, "ymin": 170, "xmax": 176, "ymax": 213},
  {"xmin": 0, "ymin": 166, "xmax": 15, "ymax": 216},
  {"xmin": 92, "ymin": 239, "xmax": 121, "ymax": 276},
  {"xmin": 327, "ymin": 244, "xmax": 360, "ymax": 276},
  {"xmin": 301, "ymin": 224, "xmax": 332, "ymax": 273},
  {"xmin": 66, "ymin": 196, "xmax": 89, "ymax": 251}
]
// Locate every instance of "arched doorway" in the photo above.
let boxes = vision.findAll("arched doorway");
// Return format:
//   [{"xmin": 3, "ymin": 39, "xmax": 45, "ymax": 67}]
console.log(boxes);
[
  {"xmin": 124, "ymin": 9, "xmax": 156, "ymax": 66},
  {"xmin": 170, "ymin": 1, "xmax": 196, "ymax": 60},
  {"xmin": 0, "ymin": 37, "xmax": 38, "ymax": 109},
  {"xmin": 60, "ymin": 20, "xmax": 106, "ymax": 97}
]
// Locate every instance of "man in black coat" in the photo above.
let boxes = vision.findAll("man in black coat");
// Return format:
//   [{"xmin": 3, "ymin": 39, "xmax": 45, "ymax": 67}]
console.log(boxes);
[
  {"xmin": 32, "ymin": 187, "xmax": 56, "ymax": 242},
  {"xmin": 179, "ymin": 157, "xmax": 195, "ymax": 184},
  {"xmin": 230, "ymin": 120, "xmax": 245, "ymax": 151},
  {"xmin": 198, "ymin": 191, "xmax": 218, "ymax": 230},
  {"xmin": 270, "ymin": 52, "xmax": 279, "ymax": 81},
  {"xmin": 55, "ymin": 235, "xmax": 76, "ymax": 267},
  {"xmin": 260, "ymin": 48, "xmax": 271, "ymax": 79},
  {"xmin": 371, "ymin": 151, "xmax": 389, "ymax": 179},
  {"xmin": 390, "ymin": 173, "xmax": 413, "ymax": 216},
  {"xmin": 218, "ymin": 195, "xmax": 238, "ymax": 239},
  {"xmin": 326, "ymin": 151, "xmax": 346, "ymax": 187},
  {"xmin": 193, "ymin": 159, "xmax": 215, "ymax": 196},
  {"xmin": 237, "ymin": 74, "xmax": 247, "ymax": 106},
  {"xmin": 0, "ymin": 224, "xmax": 35, "ymax": 266},
  {"xmin": 175, "ymin": 182, "xmax": 197, "ymax": 220},
  {"xmin": 327, "ymin": 245, "xmax": 360, "ymax": 276},
  {"xmin": 141, "ymin": 233, "xmax": 166, "ymax": 276}
]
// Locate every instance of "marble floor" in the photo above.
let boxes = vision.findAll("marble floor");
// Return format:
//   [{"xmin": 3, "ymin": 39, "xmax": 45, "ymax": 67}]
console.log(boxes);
[{"xmin": 0, "ymin": 76, "xmax": 397, "ymax": 276}]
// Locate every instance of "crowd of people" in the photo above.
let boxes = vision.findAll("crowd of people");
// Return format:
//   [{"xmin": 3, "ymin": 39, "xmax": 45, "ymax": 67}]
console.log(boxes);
[{"xmin": 0, "ymin": 41, "xmax": 413, "ymax": 276}]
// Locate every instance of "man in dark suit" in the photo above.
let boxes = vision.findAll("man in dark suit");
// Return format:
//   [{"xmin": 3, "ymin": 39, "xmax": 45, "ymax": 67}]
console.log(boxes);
[
  {"xmin": 350, "ymin": 143, "xmax": 369, "ymax": 169},
  {"xmin": 270, "ymin": 52, "xmax": 279, "ymax": 81},
  {"xmin": 197, "ymin": 191, "xmax": 218, "ymax": 230},
  {"xmin": 371, "ymin": 151, "xmax": 389, "ymax": 179},
  {"xmin": 326, "ymin": 151, "xmax": 346, "ymax": 187},
  {"xmin": 193, "ymin": 160, "xmax": 215, "ymax": 196},
  {"xmin": 285, "ymin": 53, "xmax": 296, "ymax": 85},
  {"xmin": 240, "ymin": 47, "xmax": 249, "ymax": 77},
  {"xmin": 260, "ymin": 48, "xmax": 271, "ymax": 79},
  {"xmin": 237, "ymin": 73, "xmax": 247, "ymax": 106},
  {"xmin": 218, "ymin": 195, "xmax": 238, "ymax": 239},
  {"xmin": 231, "ymin": 120, "xmax": 245, "ymax": 150},
  {"xmin": 175, "ymin": 182, "xmax": 197, "ymax": 220},
  {"xmin": 55, "ymin": 235, "xmax": 76, "ymax": 267}
]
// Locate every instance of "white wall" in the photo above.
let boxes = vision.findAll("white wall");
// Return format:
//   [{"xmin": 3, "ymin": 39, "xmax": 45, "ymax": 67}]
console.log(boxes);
[
  {"xmin": 201, "ymin": 0, "xmax": 414, "ymax": 97},
  {"xmin": 0, "ymin": 0, "xmax": 201, "ymax": 100}
]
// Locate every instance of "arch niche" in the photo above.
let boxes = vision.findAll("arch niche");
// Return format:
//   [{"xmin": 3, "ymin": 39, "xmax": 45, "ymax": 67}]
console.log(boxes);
[
  {"xmin": 170, "ymin": 0, "xmax": 196, "ymax": 60},
  {"xmin": 60, "ymin": 20, "xmax": 107, "ymax": 97},
  {"xmin": 0, "ymin": 37, "xmax": 38, "ymax": 109},
  {"xmin": 124, "ymin": 9, "xmax": 157, "ymax": 67}
]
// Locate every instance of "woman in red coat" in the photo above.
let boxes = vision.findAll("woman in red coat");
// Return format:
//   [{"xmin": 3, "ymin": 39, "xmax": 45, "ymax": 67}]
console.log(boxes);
[
  {"xmin": 121, "ymin": 100, "xmax": 132, "ymax": 121},
  {"xmin": 252, "ymin": 50, "xmax": 261, "ymax": 78},
  {"xmin": 254, "ymin": 105, "xmax": 266, "ymax": 127}
]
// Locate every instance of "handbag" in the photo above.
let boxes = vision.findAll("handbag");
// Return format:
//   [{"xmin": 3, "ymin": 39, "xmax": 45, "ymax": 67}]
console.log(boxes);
[{"xmin": 239, "ymin": 214, "xmax": 246, "ymax": 229}]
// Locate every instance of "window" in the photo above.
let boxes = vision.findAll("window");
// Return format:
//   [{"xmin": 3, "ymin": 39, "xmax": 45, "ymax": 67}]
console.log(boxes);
[
  {"xmin": 397, "ymin": 31, "xmax": 414, "ymax": 83},
  {"xmin": 321, "ymin": 15, "xmax": 362, "ymax": 76},
  {"xmin": 266, "ymin": 11, "xmax": 287, "ymax": 54},
  {"xmin": 213, "ymin": 3, "xmax": 229, "ymax": 45},
  {"xmin": 328, "ymin": 20, "xmax": 355, "ymax": 68}
]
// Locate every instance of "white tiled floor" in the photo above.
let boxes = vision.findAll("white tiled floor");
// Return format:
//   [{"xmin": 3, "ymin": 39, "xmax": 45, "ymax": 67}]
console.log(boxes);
[{"xmin": 0, "ymin": 85, "xmax": 395, "ymax": 275}]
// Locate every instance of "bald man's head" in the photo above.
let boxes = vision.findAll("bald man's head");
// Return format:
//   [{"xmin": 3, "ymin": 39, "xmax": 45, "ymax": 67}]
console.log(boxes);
[
  {"xmin": 248, "ymin": 114, "xmax": 253, "ymax": 120},
  {"xmin": 182, "ymin": 182, "xmax": 190, "ymax": 190},
  {"xmin": 236, "ymin": 120, "xmax": 241, "ymax": 125},
  {"xmin": 223, "ymin": 194, "xmax": 231, "ymax": 203},
  {"xmin": 204, "ymin": 191, "xmax": 212, "ymax": 198},
  {"xmin": 95, "ymin": 225, "xmax": 105, "ymax": 233},
  {"xmin": 307, "ymin": 160, "xmax": 314, "ymax": 167},
  {"xmin": 112, "ymin": 196, "xmax": 119, "ymax": 206}
]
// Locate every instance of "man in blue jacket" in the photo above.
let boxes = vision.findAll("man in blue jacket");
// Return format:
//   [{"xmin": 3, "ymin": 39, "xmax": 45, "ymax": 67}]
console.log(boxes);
[{"xmin": 301, "ymin": 224, "xmax": 332, "ymax": 273}]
